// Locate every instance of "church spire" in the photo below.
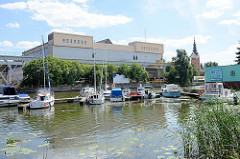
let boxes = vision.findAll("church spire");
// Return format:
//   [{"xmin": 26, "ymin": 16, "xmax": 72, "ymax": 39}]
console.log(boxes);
[{"xmin": 192, "ymin": 37, "xmax": 198, "ymax": 55}]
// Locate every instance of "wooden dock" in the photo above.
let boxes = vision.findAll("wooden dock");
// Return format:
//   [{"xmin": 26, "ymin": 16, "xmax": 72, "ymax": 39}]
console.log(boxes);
[
  {"xmin": 181, "ymin": 91, "xmax": 199, "ymax": 98},
  {"xmin": 55, "ymin": 96, "xmax": 82, "ymax": 103}
]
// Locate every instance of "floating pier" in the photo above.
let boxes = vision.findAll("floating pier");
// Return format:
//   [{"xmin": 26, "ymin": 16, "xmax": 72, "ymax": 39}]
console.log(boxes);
[{"xmin": 55, "ymin": 96, "xmax": 82, "ymax": 103}]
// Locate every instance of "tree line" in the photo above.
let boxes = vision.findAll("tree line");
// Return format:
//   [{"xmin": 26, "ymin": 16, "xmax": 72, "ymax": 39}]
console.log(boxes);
[{"xmin": 20, "ymin": 56, "xmax": 149, "ymax": 88}]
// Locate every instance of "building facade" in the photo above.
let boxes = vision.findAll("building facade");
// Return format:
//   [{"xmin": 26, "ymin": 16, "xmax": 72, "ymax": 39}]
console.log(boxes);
[
  {"xmin": 22, "ymin": 32, "xmax": 165, "ymax": 78},
  {"xmin": 190, "ymin": 38, "xmax": 200, "ymax": 72},
  {"xmin": 205, "ymin": 65, "xmax": 240, "ymax": 89}
]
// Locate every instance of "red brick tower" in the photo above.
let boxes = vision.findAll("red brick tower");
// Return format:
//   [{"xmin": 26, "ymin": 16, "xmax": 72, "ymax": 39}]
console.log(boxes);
[{"xmin": 190, "ymin": 38, "xmax": 200, "ymax": 72}]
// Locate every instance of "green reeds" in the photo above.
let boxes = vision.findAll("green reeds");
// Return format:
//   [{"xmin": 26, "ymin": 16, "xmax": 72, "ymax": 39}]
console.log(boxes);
[{"xmin": 181, "ymin": 100, "xmax": 240, "ymax": 158}]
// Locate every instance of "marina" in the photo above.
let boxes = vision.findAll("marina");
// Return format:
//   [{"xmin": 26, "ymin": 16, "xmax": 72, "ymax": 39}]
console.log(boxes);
[{"xmin": 0, "ymin": 91, "xmax": 193, "ymax": 158}]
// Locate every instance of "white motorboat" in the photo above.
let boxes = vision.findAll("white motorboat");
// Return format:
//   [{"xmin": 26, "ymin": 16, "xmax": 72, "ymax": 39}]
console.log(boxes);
[
  {"xmin": 30, "ymin": 37, "xmax": 55, "ymax": 109},
  {"xmin": 103, "ymin": 90, "xmax": 111, "ymax": 101},
  {"xmin": 0, "ymin": 85, "xmax": 19, "ymax": 107},
  {"xmin": 87, "ymin": 94, "xmax": 105, "ymax": 105},
  {"xmin": 200, "ymin": 83, "xmax": 234, "ymax": 103},
  {"xmin": 161, "ymin": 84, "xmax": 181, "ymax": 98},
  {"xmin": 137, "ymin": 85, "xmax": 156, "ymax": 99}
]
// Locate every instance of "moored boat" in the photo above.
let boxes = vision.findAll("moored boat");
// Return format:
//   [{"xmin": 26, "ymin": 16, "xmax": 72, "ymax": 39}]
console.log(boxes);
[
  {"xmin": 87, "ymin": 94, "xmax": 105, "ymax": 105},
  {"xmin": 110, "ymin": 88, "xmax": 125, "ymax": 102},
  {"xmin": 29, "ymin": 89, "xmax": 54, "ymax": 109},
  {"xmin": 200, "ymin": 82, "xmax": 234, "ymax": 103},
  {"xmin": 29, "ymin": 37, "xmax": 55, "ymax": 109},
  {"xmin": 161, "ymin": 84, "xmax": 181, "ymax": 98},
  {"xmin": 0, "ymin": 85, "xmax": 19, "ymax": 107}
]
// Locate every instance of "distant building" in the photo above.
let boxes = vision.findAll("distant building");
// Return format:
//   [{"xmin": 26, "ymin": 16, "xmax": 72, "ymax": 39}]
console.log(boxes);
[
  {"xmin": 190, "ymin": 38, "xmax": 200, "ymax": 72},
  {"xmin": 205, "ymin": 65, "xmax": 240, "ymax": 89},
  {"xmin": 22, "ymin": 32, "xmax": 165, "ymax": 78}
]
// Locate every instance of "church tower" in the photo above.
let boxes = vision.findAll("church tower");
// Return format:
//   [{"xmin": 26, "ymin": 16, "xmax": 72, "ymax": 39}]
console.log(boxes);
[{"xmin": 190, "ymin": 38, "xmax": 200, "ymax": 72}]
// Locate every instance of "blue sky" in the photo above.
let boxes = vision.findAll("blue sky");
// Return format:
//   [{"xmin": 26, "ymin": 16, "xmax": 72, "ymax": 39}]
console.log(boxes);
[{"xmin": 0, "ymin": 0, "xmax": 240, "ymax": 65}]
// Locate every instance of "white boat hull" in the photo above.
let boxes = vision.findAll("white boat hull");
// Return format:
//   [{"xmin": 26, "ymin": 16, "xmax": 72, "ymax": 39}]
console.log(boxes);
[
  {"xmin": 30, "ymin": 100, "xmax": 54, "ymax": 109},
  {"xmin": 110, "ymin": 97, "xmax": 125, "ymax": 102},
  {"xmin": 87, "ymin": 99, "xmax": 104, "ymax": 105},
  {"xmin": 0, "ymin": 96, "xmax": 19, "ymax": 107}
]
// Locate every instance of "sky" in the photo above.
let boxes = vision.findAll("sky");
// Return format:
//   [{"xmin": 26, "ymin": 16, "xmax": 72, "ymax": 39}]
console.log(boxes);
[{"xmin": 0, "ymin": 0, "xmax": 240, "ymax": 66}]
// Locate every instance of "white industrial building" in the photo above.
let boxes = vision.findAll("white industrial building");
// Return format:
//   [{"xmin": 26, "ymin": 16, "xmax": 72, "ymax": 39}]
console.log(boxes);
[{"xmin": 22, "ymin": 32, "xmax": 166, "ymax": 78}]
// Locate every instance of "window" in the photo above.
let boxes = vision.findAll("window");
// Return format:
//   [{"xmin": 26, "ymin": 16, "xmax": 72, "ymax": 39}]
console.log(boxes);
[
  {"xmin": 133, "ymin": 55, "xmax": 135, "ymax": 60},
  {"xmin": 63, "ymin": 39, "xmax": 65, "ymax": 43},
  {"xmin": 231, "ymin": 70, "xmax": 235, "ymax": 76},
  {"xmin": 136, "ymin": 56, "xmax": 138, "ymax": 60},
  {"xmin": 70, "ymin": 39, "xmax": 72, "ymax": 43},
  {"xmin": 81, "ymin": 40, "xmax": 83, "ymax": 44},
  {"xmin": 67, "ymin": 39, "xmax": 69, "ymax": 43},
  {"xmin": 74, "ymin": 40, "xmax": 76, "ymax": 44},
  {"xmin": 78, "ymin": 40, "xmax": 80, "ymax": 44},
  {"xmin": 84, "ymin": 41, "xmax": 87, "ymax": 45}
]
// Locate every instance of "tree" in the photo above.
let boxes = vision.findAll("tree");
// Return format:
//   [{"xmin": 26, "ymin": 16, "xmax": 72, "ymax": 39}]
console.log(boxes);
[
  {"xmin": 128, "ymin": 63, "xmax": 148, "ymax": 82},
  {"xmin": 235, "ymin": 41, "xmax": 240, "ymax": 64},
  {"xmin": 117, "ymin": 63, "xmax": 129, "ymax": 77},
  {"xmin": 173, "ymin": 49, "xmax": 193, "ymax": 85},
  {"xmin": 107, "ymin": 63, "xmax": 117, "ymax": 83},
  {"xmin": 164, "ymin": 68, "xmax": 177, "ymax": 84},
  {"xmin": 204, "ymin": 61, "xmax": 218, "ymax": 68}
]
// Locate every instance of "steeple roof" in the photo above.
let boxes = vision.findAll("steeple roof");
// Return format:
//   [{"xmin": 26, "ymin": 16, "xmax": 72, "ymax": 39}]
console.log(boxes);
[{"xmin": 192, "ymin": 37, "xmax": 198, "ymax": 55}]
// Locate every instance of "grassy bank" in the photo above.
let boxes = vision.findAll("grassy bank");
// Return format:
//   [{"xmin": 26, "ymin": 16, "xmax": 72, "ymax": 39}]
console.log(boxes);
[{"xmin": 181, "ymin": 101, "xmax": 240, "ymax": 158}]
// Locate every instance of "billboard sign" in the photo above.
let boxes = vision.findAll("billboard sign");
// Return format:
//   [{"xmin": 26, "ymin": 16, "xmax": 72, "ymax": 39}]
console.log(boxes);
[{"xmin": 210, "ymin": 68, "xmax": 222, "ymax": 81}]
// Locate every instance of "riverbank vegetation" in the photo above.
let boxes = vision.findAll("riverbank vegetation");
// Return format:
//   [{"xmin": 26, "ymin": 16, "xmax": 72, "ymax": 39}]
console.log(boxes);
[
  {"xmin": 20, "ymin": 56, "xmax": 148, "ymax": 88},
  {"xmin": 164, "ymin": 49, "xmax": 199, "ymax": 86},
  {"xmin": 181, "ymin": 101, "xmax": 240, "ymax": 158}
]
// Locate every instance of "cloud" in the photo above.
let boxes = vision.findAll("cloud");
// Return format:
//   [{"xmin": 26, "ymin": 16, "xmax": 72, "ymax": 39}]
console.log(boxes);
[
  {"xmin": 73, "ymin": 0, "xmax": 88, "ymax": 3},
  {"xmin": 113, "ymin": 35, "xmax": 212, "ymax": 48},
  {"xmin": 219, "ymin": 10, "xmax": 240, "ymax": 25},
  {"xmin": 51, "ymin": 28, "xmax": 85, "ymax": 35},
  {"xmin": 0, "ymin": 41, "xmax": 14, "ymax": 47},
  {"xmin": 206, "ymin": 0, "xmax": 232, "ymax": 10},
  {"xmin": 16, "ymin": 41, "xmax": 41, "ymax": 49},
  {"xmin": 201, "ymin": 44, "xmax": 238, "ymax": 65},
  {"xmin": 0, "ymin": 2, "xmax": 27, "ymax": 10},
  {"xmin": 0, "ymin": 0, "xmax": 132, "ymax": 29},
  {"xmin": 219, "ymin": 19, "xmax": 240, "ymax": 25},
  {"xmin": 198, "ymin": 0, "xmax": 232, "ymax": 19},
  {"xmin": 6, "ymin": 22, "xmax": 20, "ymax": 28},
  {"xmin": 197, "ymin": 10, "xmax": 223, "ymax": 19}
]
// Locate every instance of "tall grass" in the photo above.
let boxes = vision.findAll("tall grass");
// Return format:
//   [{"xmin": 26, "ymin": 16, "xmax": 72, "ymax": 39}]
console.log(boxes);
[{"xmin": 181, "ymin": 100, "xmax": 240, "ymax": 158}]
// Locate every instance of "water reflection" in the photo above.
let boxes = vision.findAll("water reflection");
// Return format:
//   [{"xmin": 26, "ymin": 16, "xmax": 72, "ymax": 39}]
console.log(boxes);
[{"xmin": 0, "ymin": 97, "xmax": 191, "ymax": 158}]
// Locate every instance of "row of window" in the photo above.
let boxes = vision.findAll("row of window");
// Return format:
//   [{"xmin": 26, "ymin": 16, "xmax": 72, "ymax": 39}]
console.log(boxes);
[
  {"xmin": 62, "ymin": 39, "xmax": 87, "ymax": 45},
  {"xmin": 141, "ymin": 46, "xmax": 159, "ymax": 51},
  {"xmin": 133, "ymin": 55, "xmax": 138, "ymax": 60}
]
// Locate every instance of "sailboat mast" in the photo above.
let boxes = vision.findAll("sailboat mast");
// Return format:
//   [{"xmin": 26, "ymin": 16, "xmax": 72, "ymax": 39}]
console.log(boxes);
[
  {"xmin": 93, "ymin": 42, "xmax": 96, "ymax": 94},
  {"xmin": 41, "ymin": 36, "xmax": 45, "ymax": 89},
  {"xmin": 105, "ymin": 64, "xmax": 107, "ymax": 91},
  {"xmin": 42, "ymin": 36, "xmax": 51, "ymax": 93}
]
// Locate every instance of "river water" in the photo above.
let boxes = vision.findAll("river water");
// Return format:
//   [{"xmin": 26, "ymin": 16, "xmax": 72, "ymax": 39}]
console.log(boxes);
[{"xmin": 0, "ymin": 92, "xmax": 192, "ymax": 159}]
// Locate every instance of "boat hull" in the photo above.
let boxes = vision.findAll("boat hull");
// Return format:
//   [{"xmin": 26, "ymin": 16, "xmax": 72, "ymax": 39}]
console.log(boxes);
[
  {"xmin": 29, "ymin": 100, "xmax": 54, "ymax": 109},
  {"xmin": 0, "ymin": 96, "xmax": 19, "ymax": 107},
  {"xmin": 110, "ymin": 97, "xmax": 125, "ymax": 102},
  {"xmin": 162, "ymin": 92, "xmax": 181, "ymax": 98},
  {"xmin": 87, "ymin": 99, "xmax": 104, "ymax": 105}
]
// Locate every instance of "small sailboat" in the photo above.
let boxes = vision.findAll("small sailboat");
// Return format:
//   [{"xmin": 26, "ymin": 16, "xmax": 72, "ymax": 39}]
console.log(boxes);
[
  {"xmin": 86, "ymin": 48, "xmax": 105, "ymax": 105},
  {"xmin": 29, "ymin": 37, "xmax": 55, "ymax": 109}
]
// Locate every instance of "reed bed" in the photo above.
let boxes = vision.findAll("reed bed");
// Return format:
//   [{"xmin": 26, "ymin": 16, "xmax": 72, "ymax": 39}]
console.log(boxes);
[{"xmin": 181, "ymin": 100, "xmax": 240, "ymax": 158}]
